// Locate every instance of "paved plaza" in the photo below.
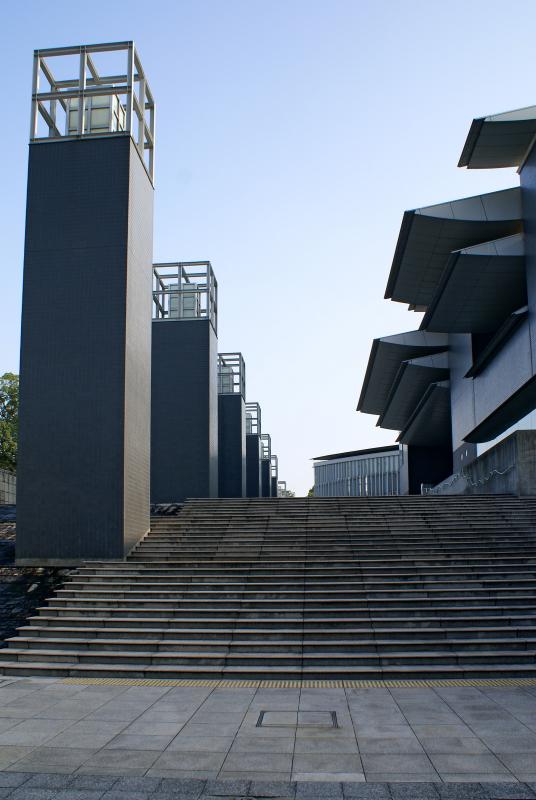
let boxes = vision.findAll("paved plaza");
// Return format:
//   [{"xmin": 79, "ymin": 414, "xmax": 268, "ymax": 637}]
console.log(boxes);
[{"xmin": 0, "ymin": 677, "xmax": 534, "ymax": 797}]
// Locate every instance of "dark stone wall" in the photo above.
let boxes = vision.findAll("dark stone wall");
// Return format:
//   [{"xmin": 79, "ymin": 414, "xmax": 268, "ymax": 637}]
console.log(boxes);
[
  {"xmin": 218, "ymin": 394, "xmax": 246, "ymax": 497},
  {"xmin": 246, "ymin": 434, "xmax": 261, "ymax": 497},
  {"xmin": 271, "ymin": 476, "xmax": 278, "ymax": 498},
  {"xmin": 17, "ymin": 137, "xmax": 153, "ymax": 564},
  {"xmin": 151, "ymin": 319, "xmax": 218, "ymax": 503},
  {"xmin": 261, "ymin": 459, "xmax": 271, "ymax": 497}
]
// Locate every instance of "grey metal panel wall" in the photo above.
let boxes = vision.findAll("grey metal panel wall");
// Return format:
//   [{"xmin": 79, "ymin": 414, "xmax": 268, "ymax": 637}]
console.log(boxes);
[
  {"xmin": 246, "ymin": 434, "xmax": 261, "ymax": 497},
  {"xmin": 444, "ymin": 147, "xmax": 536, "ymax": 454},
  {"xmin": 271, "ymin": 476, "xmax": 278, "ymax": 498},
  {"xmin": 151, "ymin": 318, "xmax": 218, "ymax": 503},
  {"xmin": 522, "ymin": 148, "xmax": 536, "ymax": 360},
  {"xmin": 218, "ymin": 394, "xmax": 246, "ymax": 497},
  {"xmin": 449, "ymin": 321, "xmax": 534, "ymax": 455},
  {"xmin": 448, "ymin": 333, "xmax": 477, "ymax": 454},
  {"xmin": 261, "ymin": 459, "xmax": 271, "ymax": 497},
  {"xmin": 444, "ymin": 145, "xmax": 536, "ymax": 453},
  {"xmin": 17, "ymin": 136, "xmax": 152, "ymax": 563}
]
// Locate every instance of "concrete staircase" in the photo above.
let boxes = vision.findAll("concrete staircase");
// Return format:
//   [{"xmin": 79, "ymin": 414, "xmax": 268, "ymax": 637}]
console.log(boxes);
[{"xmin": 1, "ymin": 495, "xmax": 536, "ymax": 680}]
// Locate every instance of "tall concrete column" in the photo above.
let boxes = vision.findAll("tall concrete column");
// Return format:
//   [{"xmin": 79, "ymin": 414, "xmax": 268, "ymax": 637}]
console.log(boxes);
[
  {"xmin": 245, "ymin": 402, "xmax": 262, "ymax": 498},
  {"xmin": 151, "ymin": 263, "xmax": 219, "ymax": 503},
  {"xmin": 218, "ymin": 353, "xmax": 246, "ymax": 498},
  {"xmin": 17, "ymin": 42, "xmax": 155, "ymax": 565},
  {"xmin": 260, "ymin": 433, "xmax": 272, "ymax": 497}
]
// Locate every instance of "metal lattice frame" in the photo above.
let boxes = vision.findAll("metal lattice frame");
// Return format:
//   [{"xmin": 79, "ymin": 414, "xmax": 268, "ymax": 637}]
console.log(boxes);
[
  {"xmin": 152, "ymin": 262, "xmax": 218, "ymax": 333},
  {"xmin": 277, "ymin": 480, "xmax": 287, "ymax": 497},
  {"xmin": 260, "ymin": 433, "xmax": 271, "ymax": 461},
  {"xmin": 218, "ymin": 353, "xmax": 246, "ymax": 397},
  {"xmin": 245, "ymin": 402, "xmax": 261, "ymax": 435},
  {"xmin": 270, "ymin": 454, "xmax": 278, "ymax": 479},
  {"xmin": 30, "ymin": 41, "xmax": 155, "ymax": 182}
]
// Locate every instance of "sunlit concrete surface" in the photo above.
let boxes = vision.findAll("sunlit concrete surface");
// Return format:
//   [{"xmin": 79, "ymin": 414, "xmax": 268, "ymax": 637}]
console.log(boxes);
[{"xmin": 0, "ymin": 677, "xmax": 535, "ymax": 791}]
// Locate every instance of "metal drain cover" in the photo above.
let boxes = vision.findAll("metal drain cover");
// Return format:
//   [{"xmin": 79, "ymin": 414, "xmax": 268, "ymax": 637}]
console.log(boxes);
[{"xmin": 257, "ymin": 710, "xmax": 338, "ymax": 728}]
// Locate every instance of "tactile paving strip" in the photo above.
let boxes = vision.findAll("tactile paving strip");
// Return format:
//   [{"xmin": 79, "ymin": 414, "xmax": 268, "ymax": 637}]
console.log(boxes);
[{"xmin": 61, "ymin": 677, "xmax": 536, "ymax": 688}]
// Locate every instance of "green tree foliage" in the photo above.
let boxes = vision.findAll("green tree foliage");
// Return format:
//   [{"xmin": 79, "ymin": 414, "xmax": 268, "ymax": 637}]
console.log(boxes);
[
  {"xmin": 0, "ymin": 373, "xmax": 19, "ymax": 473},
  {"xmin": 307, "ymin": 487, "xmax": 314, "ymax": 497}
]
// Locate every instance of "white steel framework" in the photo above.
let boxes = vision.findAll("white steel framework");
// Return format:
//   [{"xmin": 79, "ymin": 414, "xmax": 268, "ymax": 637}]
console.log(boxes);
[
  {"xmin": 260, "ymin": 433, "xmax": 271, "ymax": 461},
  {"xmin": 30, "ymin": 41, "xmax": 155, "ymax": 182},
  {"xmin": 245, "ymin": 402, "xmax": 261, "ymax": 435},
  {"xmin": 218, "ymin": 353, "xmax": 246, "ymax": 397},
  {"xmin": 152, "ymin": 262, "xmax": 218, "ymax": 333}
]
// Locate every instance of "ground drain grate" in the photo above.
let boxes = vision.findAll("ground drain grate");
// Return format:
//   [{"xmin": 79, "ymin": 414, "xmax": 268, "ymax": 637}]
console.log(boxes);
[{"xmin": 257, "ymin": 710, "xmax": 338, "ymax": 728}]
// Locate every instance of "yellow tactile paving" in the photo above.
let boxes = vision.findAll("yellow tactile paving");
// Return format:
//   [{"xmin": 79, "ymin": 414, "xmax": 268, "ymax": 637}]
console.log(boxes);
[{"xmin": 61, "ymin": 677, "xmax": 536, "ymax": 688}]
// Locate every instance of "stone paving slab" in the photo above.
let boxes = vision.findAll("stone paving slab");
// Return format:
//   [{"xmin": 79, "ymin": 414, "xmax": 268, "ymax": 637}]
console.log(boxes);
[
  {"xmin": 1, "ymin": 679, "xmax": 536, "ymax": 792},
  {"xmin": 0, "ymin": 773, "xmax": 534, "ymax": 798}
]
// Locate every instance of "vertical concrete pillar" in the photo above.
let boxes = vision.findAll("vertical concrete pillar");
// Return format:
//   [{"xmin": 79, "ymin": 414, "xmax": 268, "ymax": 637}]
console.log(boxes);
[
  {"xmin": 246, "ymin": 435, "xmax": 262, "ymax": 497},
  {"xmin": 151, "ymin": 318, "xmax": 218, "ymax": 502},
  {"xmin": 17, "ymin": 136, "xmax": 153, "ymax": 564},
  {"xmin": 218, "ymin": 394, "xmax": 246, "ymax": 497}
]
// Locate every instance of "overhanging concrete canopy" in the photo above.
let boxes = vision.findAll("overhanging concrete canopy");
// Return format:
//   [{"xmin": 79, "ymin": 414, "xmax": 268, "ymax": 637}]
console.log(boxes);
[
  {"xmin": 464, "ymin": 374, "xmax": 536, "ymax": 443},
  {"xmin": 385, "ymin": 187, "xmax": 523, "ymax": 308},
  {"xmin": 459, "ymin": 106, "xmax": 536, "ymax": 169},
  {"xmin": 357, "ymin": 331, "xmax": 448, "ymax": 416},
  {"xmin": 397, "ymin": 381, "xmax": 451, "ymax": 447},
  {"xmin": 378, "ymin": 352, "xmax": 450, "ymax": 431},
  {"xmin": 421, "ymin": 234, "xmax": 527, "ymax": 334}
]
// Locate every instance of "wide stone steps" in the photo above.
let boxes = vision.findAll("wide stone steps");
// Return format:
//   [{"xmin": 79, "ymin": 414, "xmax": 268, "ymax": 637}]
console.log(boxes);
[
  {"xmin": 8, "ymin": 636, "xmax": 536, "ymax": 655},
  {"xmin": 1, "ymin": 495, "xmax": 535, "ymax": 679},
  {"xmin": 2, "ymin": 646, "xmax": 536, "ymax": 668},
  {"xmin": 16, "ymin": 623, "xmax": 536, "ymax": 640},
  {"xmin": 24, "ymin": 613, "xmax": 536, "ymax": 629},
  {"xmin": 61, "ymin": 579, "xmax": 536, "ymax": 593}
]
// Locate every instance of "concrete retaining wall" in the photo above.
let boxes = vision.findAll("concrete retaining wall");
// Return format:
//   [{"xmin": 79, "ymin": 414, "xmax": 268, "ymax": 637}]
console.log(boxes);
[{"xmin": 430, "ymin": 430, "xmax": 536, "ymax": 495}]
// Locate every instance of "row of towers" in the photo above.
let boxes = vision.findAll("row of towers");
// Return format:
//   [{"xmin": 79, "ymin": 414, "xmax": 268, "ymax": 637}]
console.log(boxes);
[{"xmin": 16, "ymin": 41, "xmax": 284, "ymax": 566}]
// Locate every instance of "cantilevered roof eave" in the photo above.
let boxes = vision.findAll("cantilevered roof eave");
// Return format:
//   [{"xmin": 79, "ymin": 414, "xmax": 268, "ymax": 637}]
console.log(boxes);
[
  {"xmin": 312, "ymin": 444, "xmax": 400, "ymax": 462},
  {"xmin": 357, "ymin": 331, "xmax": 449, "ymax": 416},
  {"xmin": 397, "ymin": 380, "xmax": 451, "ymax": 447},
  {"xmin": 420, "ymin": 233, "xmax": 526, "ymax": 334},
  {"xmin": 357, "ymin": 338, "xmax": 380, "ymax": 412},
  {"xmin": 384, "ymin": 187, "xmax": 522, "ymax": 308},
  {"xmin": 378, "ymin": 353, "xmax": 450, "ymax": 432},
  {"xmin": 459, "ymin": 105, "xmax": 536, "ymax": 169}
]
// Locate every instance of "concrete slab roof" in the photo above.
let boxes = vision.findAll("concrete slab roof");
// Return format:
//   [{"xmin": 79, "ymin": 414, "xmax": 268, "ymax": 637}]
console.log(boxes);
[
  {"xmin": 397, "ymin": 380, "xmax": 451, "ymax": 447},
  {"xmin": 378, "ymin": 352, "xmax": 450, "ymax": 432},
  {"xmin": 459, "ymin": 105, "xmax": 536, "ymax": 169},
  {"xmin": 312, "ymin": 444, "xmax": 399, "ymax": 462},
  {"xmin": 421, "ymin": 233, "xmax": 527, "ymax": 334},
  {"xmin": 357, "ymin": 330, "xmax": 448, "ymax": 416},
  {"xmin": 385, "ymin": 187, "xmax": 522, "ymax": 308}
]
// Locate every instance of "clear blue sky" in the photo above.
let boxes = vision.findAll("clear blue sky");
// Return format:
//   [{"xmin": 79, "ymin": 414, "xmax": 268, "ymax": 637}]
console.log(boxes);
[{"xmin": 0, "ymin": 0, "xmax": 532, "ymax": 495}]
